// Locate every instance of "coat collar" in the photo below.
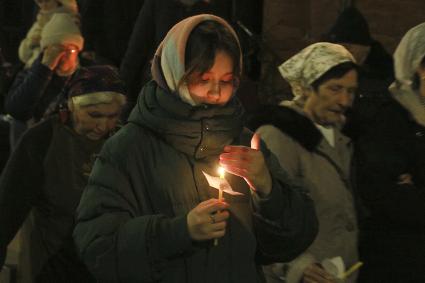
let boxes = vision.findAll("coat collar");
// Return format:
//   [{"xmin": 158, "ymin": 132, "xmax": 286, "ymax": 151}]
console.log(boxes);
[
  {"xmin": 250, "ymin": 104, "xmax": 323, "ymax": 152},
  {"xmin": 128, "ymin": 81, "xmax": 244, "ymax": 159}
]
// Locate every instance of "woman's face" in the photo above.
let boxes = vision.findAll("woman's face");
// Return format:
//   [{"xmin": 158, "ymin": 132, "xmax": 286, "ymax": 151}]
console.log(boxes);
[
  {"xmin": 36, "ymin": 0, "xmax": 59, "ymax": 12},
  {"xmin": 187, "ymin": 51, "xmax": 236, "ymax": 106},
  {"xmin": 55, "ymin": 44, "xmax": 79, "ymax": 77},
  {"xmin": 70, "ymin": 100, "xmax": 122, "ymax": 140},
  {"xmin": 304, "ymin": 69, "xmax": 358, "ymax": 126}
]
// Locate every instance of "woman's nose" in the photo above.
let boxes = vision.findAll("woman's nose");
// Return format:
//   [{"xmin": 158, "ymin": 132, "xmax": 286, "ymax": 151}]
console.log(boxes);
[{"xmin": 208, "ymin": 81, "xmax": 220, "ymax": 96}]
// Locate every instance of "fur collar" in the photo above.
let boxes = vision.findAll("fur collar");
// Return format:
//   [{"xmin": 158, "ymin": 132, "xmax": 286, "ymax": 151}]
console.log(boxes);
[{"xmin": 249, "ymin": 105, "xmax": 322, "ymax": 151}]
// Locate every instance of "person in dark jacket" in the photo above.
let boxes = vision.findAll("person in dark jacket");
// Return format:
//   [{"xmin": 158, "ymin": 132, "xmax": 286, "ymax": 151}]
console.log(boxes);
[
  {"xmin": 119, "ymin": 0, "xmax": 232, "ymax": 119},
  {"xmin": 6, "ymin": 13, "xmax": 83, "ymax": 124},
  {"xmin": 73, "ymin": 15, "xmax": 318, "ymax": 283},
  {"xmin": 0, "ymin": 65, "xmax": 126, "ymax": 282},
  {"xmin": 5, "ymin": 13, "xmax": 83, "ymax": 147},
  {"xmin": 322, "ymin": 5, "xmax": 394, "ymax": 139},
  {"xmin": 354, "ymin": 22, "xmax": 425, "ymax": 283}
]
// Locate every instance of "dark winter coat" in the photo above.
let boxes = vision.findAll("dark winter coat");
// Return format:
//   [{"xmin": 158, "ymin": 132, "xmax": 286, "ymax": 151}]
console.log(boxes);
[
  {"xmin": 4, "ymin": 58, "xmax": 70, "ymax": 123},
  {"xmin": 73, "ymin": 81, "xmax": 318, "ymax": 283},
  {"xmin": 0, "ymin": 116, "xmax": 102, "ymax": 282},
  {"xmin": 353, "ymin": 93, "xmax": 425, "ymax": 282}
]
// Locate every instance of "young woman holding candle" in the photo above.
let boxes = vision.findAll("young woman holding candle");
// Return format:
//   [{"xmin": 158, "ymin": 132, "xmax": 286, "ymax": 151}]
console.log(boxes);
[{"xmin": 73, "ymin": 14, "xmax": 318, "ymax": 283}]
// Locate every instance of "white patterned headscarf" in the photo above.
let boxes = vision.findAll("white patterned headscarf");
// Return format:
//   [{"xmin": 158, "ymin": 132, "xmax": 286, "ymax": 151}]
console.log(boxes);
[
  {"xmin": 389, "ymin": 22, "xmax": 425, "ymax": 126},
  {"xmin": 392, "ymin": 22, "xmax": 425, "ymax": 91},
  {"xmin": 278, "ymin": 42, "xmax": 355, "ymax": 103}
]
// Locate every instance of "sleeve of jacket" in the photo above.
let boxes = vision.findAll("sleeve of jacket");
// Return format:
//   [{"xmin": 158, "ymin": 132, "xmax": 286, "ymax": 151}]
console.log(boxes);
[
  {"xmin": 0, "ymin": 124, "xmax": 47, "ymax": 268},
  {"xmin": 73, "ymin": 139, "xmax": 194, "ymax": 283},
  {"xmin": 251, "ymin": 127, "xmax": 318, "ymax": 265},
  {"xmin": 119, "ymin": 0, "xmax": 156, "ymax": 102},
  {"xmin": 4, "ymin": 59, "xmax": 53, "ymax": 121}
]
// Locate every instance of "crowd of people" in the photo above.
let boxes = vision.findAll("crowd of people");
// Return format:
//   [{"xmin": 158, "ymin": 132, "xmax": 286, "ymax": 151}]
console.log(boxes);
[{"xmin": 0, "ymin": 1, "xmax": 424, "ymax": 283}]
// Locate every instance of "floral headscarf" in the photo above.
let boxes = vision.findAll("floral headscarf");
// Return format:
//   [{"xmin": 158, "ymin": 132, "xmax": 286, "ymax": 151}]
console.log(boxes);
[
  {"xmin": 278, "ymin": 42, "xmax": 355, "ymax": 101},
  {"xmin": 151, "ymin": 14, "xmax": 242, "ymax": 106}
]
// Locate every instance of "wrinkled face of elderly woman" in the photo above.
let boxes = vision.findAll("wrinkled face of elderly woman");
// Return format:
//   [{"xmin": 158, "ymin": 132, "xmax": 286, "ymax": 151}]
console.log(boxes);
[
  {"xmin": 68, "ymin": 93, "xmax": 124, "ymax": 140},
  {"xmin": 305, "ymin": 69, "xmax": 358, "ymax": 126}
]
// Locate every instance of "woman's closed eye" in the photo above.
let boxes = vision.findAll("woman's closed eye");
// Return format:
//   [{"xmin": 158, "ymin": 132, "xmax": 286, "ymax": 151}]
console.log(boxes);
[{"xmin": 328, "ymin": 85, "xmax": 342, "ymax": 92}]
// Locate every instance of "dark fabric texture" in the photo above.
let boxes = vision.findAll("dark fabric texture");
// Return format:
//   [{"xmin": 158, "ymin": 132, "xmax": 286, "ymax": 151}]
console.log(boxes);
[
  {"xmin": 342, "ymin": 43, "xmax": 394, "ymax": 140},
  {"xmin": 5, "ymin": 57, "xmax": 69, "ymax": 122},
  {"xmin": 0, "ymin": 118, "xmax": 9, "ymax": 174},
  {"xmin": 0, "ymin": 116, "xmax": 103, "ymax": 282},
  {"xmin": 352, "ymin": 96, "xmax": 425, "ymax": 282},
  {"xmin": 132, "ymin": 81, "xmax": 244, "ymax": 159},
  {"xmin": 78, "ymin": 0, "xmax": 145, "ymax": 66},
  {"xmin": 73, "ymin": 81, "xmax": 318, "ymax": 283},
  {"xmin": 323, "ymin": 6, "xmax": 371, "ymax": 45}
]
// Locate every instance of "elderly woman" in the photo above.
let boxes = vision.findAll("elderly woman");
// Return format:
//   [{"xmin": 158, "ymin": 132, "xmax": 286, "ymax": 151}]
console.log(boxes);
[
  {"xmin": 251, "ymin": 43, "xmax": 360, "ymax": 283},
  {"xmin": 354, "ymin": 23, "xmax": 425, "ymax": 283},
  {"xmin": 6, "ymin": 13, "xmax": 84, "ymax": 150},
  {"xmin": 73, "ymin": 14, "xmax": 318, "ymax": 283},
  {"xmin": 0, "ymin": 65, "xmax": 126, "ymax": 282}
]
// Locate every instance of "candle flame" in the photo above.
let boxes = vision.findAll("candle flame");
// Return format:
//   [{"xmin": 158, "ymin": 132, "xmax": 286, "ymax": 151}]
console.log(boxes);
[{"xmin": 218, "ymin": 167, "xmax": 225, "ymax": 179}]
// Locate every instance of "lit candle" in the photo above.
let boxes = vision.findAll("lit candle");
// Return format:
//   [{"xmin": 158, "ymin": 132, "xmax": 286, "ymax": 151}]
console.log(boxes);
[
  {"xmin": 214, "ymin": 167, "xmax": 225, "ymax": 246},
  {"xmin": 218, "ymin": 167, "xmax": 225, "ymax": 200}
]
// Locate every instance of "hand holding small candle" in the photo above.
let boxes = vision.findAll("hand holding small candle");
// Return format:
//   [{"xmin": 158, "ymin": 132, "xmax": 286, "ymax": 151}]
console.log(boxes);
[
  {"xmin": 213, "ymin": 166, "xmax": 226, "ymax": 246},
  {"xmin": 187, "ymin": 199, "xmax": 229, "ymax": 242}
]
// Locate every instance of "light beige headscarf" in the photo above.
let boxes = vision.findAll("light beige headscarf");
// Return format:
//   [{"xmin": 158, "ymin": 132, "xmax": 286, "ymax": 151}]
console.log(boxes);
[
  {"xmin": 151, "ymin": 14, "xmax": 242, "ymax": 106},
  {"xmin": 392, "ymin": 22, "xmax": 425, "ymax": 90},
  {"xmin": 389, "ymin": 22, "xmax": 425, "ymax": 126},
  {"xmin": 278, "ymin": 42, "xmax": 355, "ymax": 104}
]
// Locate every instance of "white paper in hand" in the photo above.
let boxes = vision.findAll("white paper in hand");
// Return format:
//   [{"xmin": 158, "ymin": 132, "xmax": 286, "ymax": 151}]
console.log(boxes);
[
  {"xmin": 322, "ymin": 256, "xmax": 345, "ymax": 280},
  {"xmin": 202, "ymin": 171, "xmax": 244, "ymax": 196}
]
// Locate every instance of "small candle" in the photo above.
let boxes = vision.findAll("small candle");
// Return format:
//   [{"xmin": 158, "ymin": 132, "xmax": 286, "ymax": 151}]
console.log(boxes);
[
  {"xmin": 214, "ymin": 167, "xmax": 225, "ymax": 246},
  {"xmin": 342, "ymin": 261, "xmax": 363, "ymax": 279},
  {"xmin": 218, "ymin": 167, "xmax": 225, "ymax": 200}
]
